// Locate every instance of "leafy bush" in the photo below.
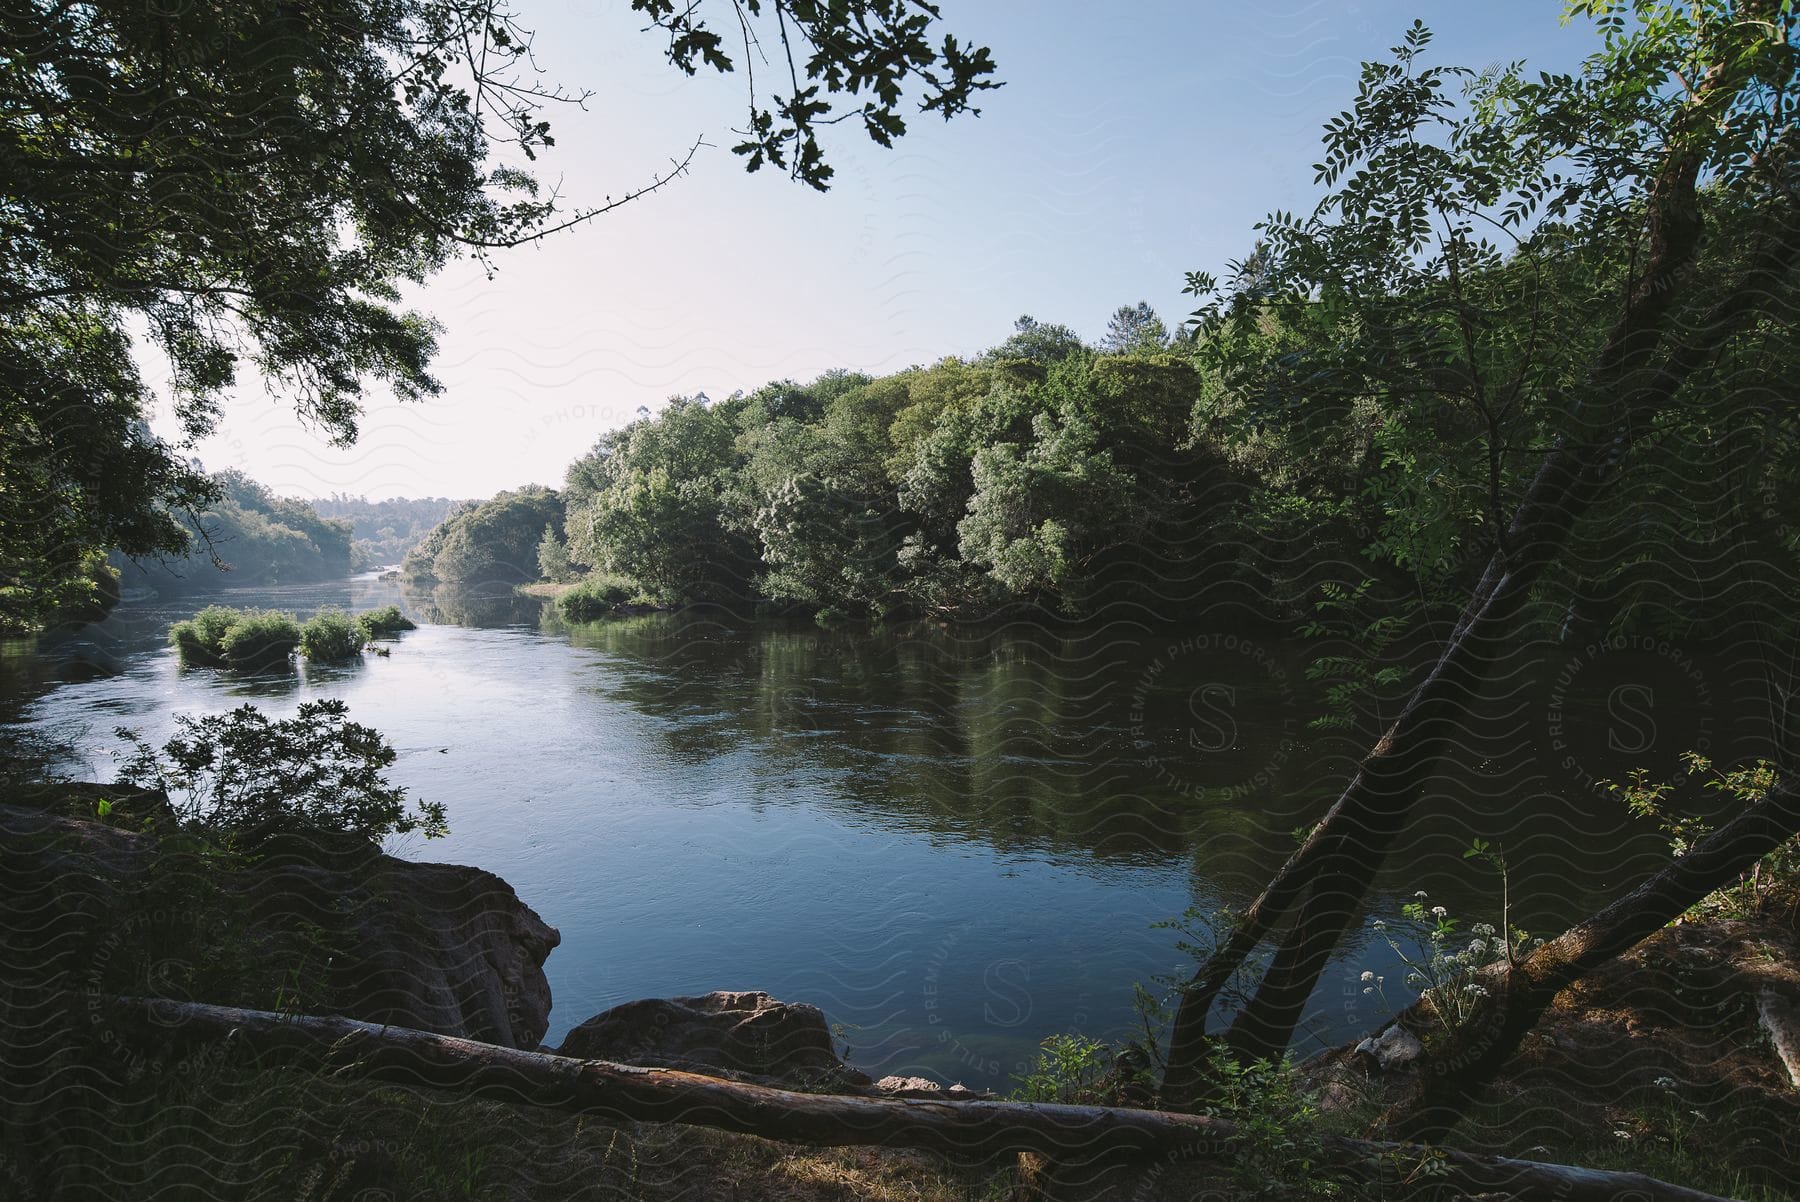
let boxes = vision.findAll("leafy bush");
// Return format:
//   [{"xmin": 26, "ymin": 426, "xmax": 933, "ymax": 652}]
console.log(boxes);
[
  {"xmin": 217, "ymin": 611, "xmax": 302, "ymax": 670},
  {"xmin": 1607, "ymin": 753, "xmax": 1793, "ymax": 919},
  {"xmin": 299, "ymin": 610, "xmax": 364, "ymax": 661},
  {"xmin": 1199, "ymin": 1044, "xmax": 1343, "ymax": 1199},
  {"xmin": 356, "ymin": 604, "xmax": 416, "ymax": 639},
  {"xmin": 558, "ymin": 572, "xmax": 640, "ymax": 620},
  {"xmin": 1014, "ymin": 1034, "xmax": 1114, "ymax": 1104},
  {"xmin": 116, "ymin": 699, "xmax": 446, "ymax": 846},
  {"xmin": 406, "ymin": 487, "xmax": 562, "ymax": 587},
  {"xmin": 168, "ymin": 605, "xmax": 241, "ymax": 666},
  {"xmin": 170, "ymin": 607, "xmax": 300, "ymax": 670}
]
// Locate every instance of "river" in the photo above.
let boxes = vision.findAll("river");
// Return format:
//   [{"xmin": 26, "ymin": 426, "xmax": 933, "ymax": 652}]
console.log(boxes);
[{"xmin": 2, "ymin": 572, "xmax": 1756, "ymax": 1090}]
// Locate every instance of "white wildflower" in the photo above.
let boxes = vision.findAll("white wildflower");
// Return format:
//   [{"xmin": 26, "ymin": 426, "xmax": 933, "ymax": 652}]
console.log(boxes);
[
  {"xmin": 1360, "ymin": 970, "xmax": 1375, "ymax": 982},
  {"xmin": 1430, "ymin": 905, "xmax": 1448, "ymax": 919}
]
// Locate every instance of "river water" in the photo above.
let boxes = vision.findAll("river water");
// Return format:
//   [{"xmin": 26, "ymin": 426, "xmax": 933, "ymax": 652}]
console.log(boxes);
[{"xmin": 2, "ymin": 573, "xmax": 1764, "ymax": 1089}]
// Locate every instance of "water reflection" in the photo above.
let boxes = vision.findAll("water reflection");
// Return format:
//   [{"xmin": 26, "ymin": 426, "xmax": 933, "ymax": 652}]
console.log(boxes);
[
  {"xmin": 406, "ymin": 582, "xmax": 544, "ymax": 628},
  {"xmin": 3, "ymin": 578, "xmax": 1787, "ymax": 1088},
  {"xmin": 557, "ymin": 612, "xmax": 1329, "ymax": 885}
]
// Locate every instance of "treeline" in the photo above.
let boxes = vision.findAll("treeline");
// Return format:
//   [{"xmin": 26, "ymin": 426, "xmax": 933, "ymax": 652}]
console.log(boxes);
[
  {"xmin": 312, "ymin": 495, "xmax": 462, "ymax": 569},
  {"xmin": 400, "ymin": 486, "xmax": 563, "ymax": 588},
  {"xmin": 511, "ymin": 312, "xmax": 1429, "ymax": 625},
  {"xmin": 539, "ymin": 310, "xmax": 1278, "ymax": 624},
  {"xmin": 113, "ymin": 471, "xmax": 355, "ymax": 595},
  {"xmin": 411, "ymin": 254, "xmax": 1796, "ymax": 641}
]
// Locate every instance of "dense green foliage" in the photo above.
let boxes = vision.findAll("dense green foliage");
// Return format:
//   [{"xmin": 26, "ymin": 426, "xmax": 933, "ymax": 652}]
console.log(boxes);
[
  {"xmin": 1179, "ymin": 13, "xmax": 1800, "ymax": 653},
  {"xmin": 313, "ymin": 495, "xmax": 463, "ymax": 569},
  {"xmin": 556, "ymin": 332, "xmax": 1253, "ymax": 619},
  {"xmin": 0, "ymin": 0, "xmax": 992, "ymax": 634},
  {"xmin": 356, "ymin": 605, "xmax": 418, "ymax": 640},
  {"xmin": 402, "ymin": 486, "xmax": 564, "ymax": 586},
  {"xmin": 171, "ymin": 604, "xmax": 415, "ymax": 668},
  {"xmin": 116, "ymin": 699, "xmax": 446, "ymax": 845},
  {"xmin": 549, "ymin": 3, "xmax": 1799, "ymax": 646},
  {"xmin": 537, "ymin": 525, "xmax": 578, "ymax": 584},
  {"xmin": 168, "ymin": 607, "xmax": 302, "ymax": 671},
  {"xmin": 115, "ymin": 471, "xmax": 354, "ymax": 595},
  {"xmin": 298, "ymin": 611, "xmax": 365, "ymax": 662},
  {"xmin": 557, "ymin": 573, "xmax": 642, "ymax": 619}
]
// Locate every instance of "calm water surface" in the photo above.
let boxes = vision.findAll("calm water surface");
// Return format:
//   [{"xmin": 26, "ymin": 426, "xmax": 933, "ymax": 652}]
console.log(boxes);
[{"xmin": 5, "ymin": 574, "xmax": 1741, "ymax": 1089}]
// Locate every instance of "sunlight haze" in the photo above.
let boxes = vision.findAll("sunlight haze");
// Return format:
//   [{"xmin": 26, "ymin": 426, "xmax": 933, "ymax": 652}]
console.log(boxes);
[{"xmin": 154, "ymin": 1, "xmax": 1579, "ymax": 500}]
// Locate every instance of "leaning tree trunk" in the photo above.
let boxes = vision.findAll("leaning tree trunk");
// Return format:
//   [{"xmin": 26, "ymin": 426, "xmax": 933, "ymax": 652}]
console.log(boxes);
[
  {"xmin": 1163, "ymin": 96, "xmax": 1800, "ymax": 1100},
  {"xmin": 1386, "ymin": 772, "xmax": 1800, "ymax": 1143},
  {"xmin": 73, "ymin": 993, "xmax": 1744, "ymax": 1202}
]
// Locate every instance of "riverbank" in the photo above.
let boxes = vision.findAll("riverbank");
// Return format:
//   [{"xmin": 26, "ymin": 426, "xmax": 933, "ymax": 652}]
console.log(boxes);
[
  {"xmin": 0, "ymin": 782, "xmax": 1013, "ymax": 1199},
  {"xmin": 1305, "ymin": 914, "xmax": 1800, "ymax": 1199},
  {"xmin": 5, "ymin": 780, "xmax": 1797, "ymax": 1199}
]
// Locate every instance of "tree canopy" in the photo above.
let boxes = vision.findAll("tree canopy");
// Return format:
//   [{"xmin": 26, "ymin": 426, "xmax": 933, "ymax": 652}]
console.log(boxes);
[
  {"xmin": 401, "ymin": 485, "xmax": 563, "ymax": 587},
  {"xmin": 1162, "ymin": 0, "xmax": 1800, "ymax": 1095},
  {"xmin": 0, "ymin": 0, "xmax": 997, "ymax": 633}
]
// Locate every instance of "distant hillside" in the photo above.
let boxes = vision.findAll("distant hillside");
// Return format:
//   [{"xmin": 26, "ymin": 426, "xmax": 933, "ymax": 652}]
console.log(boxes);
[
  {"xmin": 312, "ymin": 495, "xmax": 462, "ymax": 569},
  {"xmin": 113, "ymin": 471, "xmax": 354, "ymax": 594}
]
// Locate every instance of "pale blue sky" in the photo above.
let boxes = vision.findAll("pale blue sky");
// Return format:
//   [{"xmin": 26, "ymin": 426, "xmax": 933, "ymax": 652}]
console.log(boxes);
[{"xmin": 159, "ymin": 1, "xmax": 1588, "ymax": 500}]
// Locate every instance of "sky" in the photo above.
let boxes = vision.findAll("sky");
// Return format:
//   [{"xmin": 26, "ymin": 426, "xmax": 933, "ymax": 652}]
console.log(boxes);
[{"xmin": 152, "ymin": 1, "xmax": 1591, "ymax": 501}]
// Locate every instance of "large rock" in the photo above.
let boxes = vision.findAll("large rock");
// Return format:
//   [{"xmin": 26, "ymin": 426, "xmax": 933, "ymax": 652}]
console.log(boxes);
[
  {"xmin": 1353, "ymin": 1023, "xmax": 1424, "ymax": 1071},
  {"xmin": 557, "ymin": 991, "xmax": 871, "ymax": 1090},
  {"xmin": 1759, "ymin": 989, "xmax": 1800, "ymax": 1089},
  {"xmin": 0, "ymin": 796, "xmax": 559, "ymax": 1049},
  {"xmin": 245, "ymin": 850, "xmax": 560, "ymax": 1048}
]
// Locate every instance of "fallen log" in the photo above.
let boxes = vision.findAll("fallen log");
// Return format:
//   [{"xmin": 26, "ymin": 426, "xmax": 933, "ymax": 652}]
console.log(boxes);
[{"xmin": 83, "ymin": 994, "xmax": 1742, "ymax": 1202}]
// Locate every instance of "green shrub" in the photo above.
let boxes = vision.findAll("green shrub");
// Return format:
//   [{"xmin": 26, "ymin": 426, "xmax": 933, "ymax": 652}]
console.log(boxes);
[
  {"xmin": 356, "ymin": 604, "xmax": 416, "ymax": 639},
  {"xmin": 168, "ymin": 605, "xmax": 241, "ymax": 666},
  {"xmin": 1607, "ymin": 752, "xmax": 1795, "ymax": 919},
  {"xmin": 116, "ymin": 699, "xmax": 447, "ymax": 846},
  {"xmin": 170, "ymin": 606, "xmax": 299, "ymax": 670},
  {"xmin": 1013, "ymin": 1034, "xmax": 1113, "ymax": 1105},
  {"xmin": 216, "ymin": 611, "xmax": 301, "ymax": 670},
  {"xmin": 1199, "ymin": 1044, "xmax": 1343, "ymax": 1199},
  {"xmin": 299, "ymin": 610, "xmax": 364, "ymax": 661},
  {"xmin": 558, "ymin": 572, "xmax": 639, "ymax": 620}
]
